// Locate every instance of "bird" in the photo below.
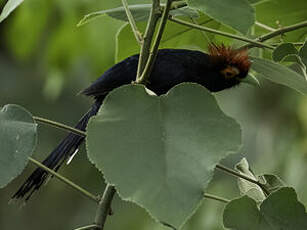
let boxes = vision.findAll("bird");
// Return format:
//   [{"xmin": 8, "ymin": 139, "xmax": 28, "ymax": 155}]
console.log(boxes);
[{"xmin": 12, "ymin": 44, "xmax": 251, "ymax": 201}]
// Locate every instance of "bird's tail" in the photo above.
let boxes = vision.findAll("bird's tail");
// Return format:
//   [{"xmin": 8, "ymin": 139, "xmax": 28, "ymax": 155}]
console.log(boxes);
[{"xmin": 11, "ymin": 99, "xmax": 102, "ymax": 201}]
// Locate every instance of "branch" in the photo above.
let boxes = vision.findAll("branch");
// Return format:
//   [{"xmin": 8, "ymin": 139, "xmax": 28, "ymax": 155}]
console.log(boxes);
[
  {"xmin": 241, "ymin": 20, "xmax": 307, "ymax": 49},
  {"xmin": 168, "ymin": 17, "xmax": 275, "ymax": 50},
  {"xmin": 136, "ymin": 0, "xmax": 161, "ymax": 80},
  {"xmin": 204, "ymin": 193, "xmax": 230, "ymax": 203},
  {"xmin": 29, "ymin": 157, "xmax": 99, "ymax": 203},
  {"xmin": 33, "ymin": 116, "xmax": 86, "ymax": 137},
  {"xmin": 137, "ymin": 0, "xmax": 173, "ymax": 84},
  {"xmin": 216, "ymin": 164, "xmax": 270, "ymax": 196},
  {"xmin": 121, "ymin": 0, "xmax": 143, "ymax": 45},
  {"xmin": 258, "ymin": 20, "xmax": 307, "ymax": 42},
  {"xmin": 93, "ymin": 184, "xmax": 116, "ymax": 230}
]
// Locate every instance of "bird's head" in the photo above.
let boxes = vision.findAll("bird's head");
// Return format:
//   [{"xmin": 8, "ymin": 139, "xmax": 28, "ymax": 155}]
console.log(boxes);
[{"xmin": 206, "ymin": 44, "xmax": 252, "ymax": 91}]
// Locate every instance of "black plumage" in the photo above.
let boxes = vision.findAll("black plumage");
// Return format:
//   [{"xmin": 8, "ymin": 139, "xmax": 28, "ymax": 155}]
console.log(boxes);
[{"xmin": 12, "ymin": 47, "xmax": 250, "ymax": 201}]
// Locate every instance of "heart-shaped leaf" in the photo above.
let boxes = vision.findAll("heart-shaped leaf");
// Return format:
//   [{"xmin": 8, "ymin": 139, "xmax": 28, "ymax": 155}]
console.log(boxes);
[
  {"xmin": 223, "ymin": 187, "xmax": 307, "ymax": 230},
  {"xmin": 0, "ymin": 104, "xmax": 37, "ymax": 188},
  {"xmin": 86, "ymin": 83, "xmax": 241, "ymax": 228}
]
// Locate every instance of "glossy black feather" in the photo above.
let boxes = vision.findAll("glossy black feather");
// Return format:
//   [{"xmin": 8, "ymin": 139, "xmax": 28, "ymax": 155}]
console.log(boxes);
[{"xmin": 13, "ymin": 49, "xmax": 247, "ymax": 201}]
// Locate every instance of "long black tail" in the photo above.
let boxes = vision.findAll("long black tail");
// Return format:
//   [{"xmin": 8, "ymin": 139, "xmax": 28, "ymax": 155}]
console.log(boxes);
[{"xmin": 12, "ymin": 99, "xmax": 102, "ymax": 201}]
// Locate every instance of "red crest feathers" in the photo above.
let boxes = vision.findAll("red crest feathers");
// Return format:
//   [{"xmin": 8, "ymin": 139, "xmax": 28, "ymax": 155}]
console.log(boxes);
[{"xmin": 208, "ymin": 43, "xmax": 251, "ymax": 72}]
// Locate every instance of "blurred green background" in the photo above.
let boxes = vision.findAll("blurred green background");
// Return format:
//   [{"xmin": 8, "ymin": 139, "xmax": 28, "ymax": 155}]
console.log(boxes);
[{"xmin": 1, "ymin": 0, "xmax": 307, "ymax": 229}]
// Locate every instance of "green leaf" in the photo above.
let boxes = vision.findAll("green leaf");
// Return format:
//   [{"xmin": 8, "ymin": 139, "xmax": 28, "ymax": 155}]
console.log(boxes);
[
  {"xmin": 0, "ymin": 104, "xmax": 37, "ymax": 188},
  {"xmin": 78, "ymin": 4, "xmax": 198, "ymax": 26},
  {"xmin": 187, "ymin": 0, "xmax": 255, "ymax": 34},
  {"xmin": 258, "ymin": 174, "xmax": 286, "ymax": 194},
  {"xmin": 86, "ymin": 83, "xmax": 241, "ymax": 228},
  {"xmin": 251, "ymin": 57, "xmax": 307, "ymax": 94},
  {"xmin": 235, "ymin": 158, "xmax": 266, "ymax": 203},
  {"xmin": 299, "ymin": 40, "xmax": 307, "ymax": 67},
  {"xmin": 0, "ymin": 0, "xmax": 23, "ymax": 23},
  {"xmin": 223, "ymin": 187, "xmax": 307, "ymax": 230},
  {"xmin": 272, "ymin": 43, "xmax": 298, "ymax": 62}
]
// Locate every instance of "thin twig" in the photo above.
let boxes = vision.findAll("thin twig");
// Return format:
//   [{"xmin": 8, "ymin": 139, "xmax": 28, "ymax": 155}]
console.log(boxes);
[
  {"xmin": 93, "ymin": 184, "xmax": 116, "ymax": 230},
  {"xmin": 204, "ymin": 193, "xmax": 230, "ymax": 203},
  {"xmin": 74, "ymin": 224, "xmax": 100, "ymax": 230},
  {"xmin": 121, "ymin": 0, "xmax": 143, "ymax": 44},
  {"xmin": 241, "ymin": 20, "xmax": 307, "ymax": 49},
  {"xmin": 216, "ymin": 164, "xmax": 270, "ymax": 196},
  {"xmin": 28, "ymin": 157, "xmax": 99, "ymax": 203},
  {"xmin": 137, "ymin": 0, "xmax": 173, "ymax": 83},
  {"xmin": 168, "ymin": 17, "xmax": 275, "ymax": 50},
  {"xmin": 258, "ymin": 20, "xmax": 307, "ymax": 42},
  {"xmin": 33, "ymin": 116, "xmax": 86, "ymax": 137},
  {"xmin": 136, "ymin": 0, "xmax": 161, "ymax": 80},
  {"xmin": 255, "ymin": 21, "xmax": 276, "ymax": 32}
]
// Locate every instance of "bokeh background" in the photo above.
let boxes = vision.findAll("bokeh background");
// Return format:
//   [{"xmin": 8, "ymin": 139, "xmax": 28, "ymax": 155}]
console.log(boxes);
[{"xmin": 1, "ymin": 0, "xmax": 307, "ymax": 229}]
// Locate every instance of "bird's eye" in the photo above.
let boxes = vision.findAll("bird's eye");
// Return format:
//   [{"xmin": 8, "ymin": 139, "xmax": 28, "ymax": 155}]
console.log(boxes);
[
  {"xmin": 221, "ymin": 66, "xmax": 240, "ymax": 79},
  {"xmin": 225, "ymin": 71, "xmax": 233, "ymax": 77}
]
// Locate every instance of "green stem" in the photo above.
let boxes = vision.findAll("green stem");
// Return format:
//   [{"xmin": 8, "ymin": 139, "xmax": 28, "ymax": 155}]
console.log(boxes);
[
  {"xmin": 168, "ymin": 17, "xmax": 274, "ymax": 50},
  {"xmin": 28, "ymin": 157, "xmax": 99, "ymax": 203},
  {"xmin": 137, "ymin": 0, "xmax": 173, "ymax": 84},
  {"xmin": 216, "ymin": 164, "xmax": 270, "ymax": 196},
  {"xmin": 258, "ymin": 20, "xmax": 307, "ymax": 42},
  {"xmin": 136, "ymin": 0, "xmax": 161, "ymax": 80},
  {"xmin": 93, "ymin": 184, "xmax": 116, "ymax": 230},
  {"xmin": 255, "ymin": 21, "xmax": 276, "ymax": 32},
  {"xmin": 204, "ymin": 193, "xmax": 230, "ymax": 204},
  {"xmin": 241, "ymin": 20, "xmax": 307, "ymax": 49},
  {"xmin": 33, "ymin": 116, "xmax": 86, "ymax": 137},
  {"xmin": 74, "ymin": 225, "xmax": 100, "ymax": 230},
  {"xmin": 121, "ymin": 0, "xmax": 143, "ymax": 44}
]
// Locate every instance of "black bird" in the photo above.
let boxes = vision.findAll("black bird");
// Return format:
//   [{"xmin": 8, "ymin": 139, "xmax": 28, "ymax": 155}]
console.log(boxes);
[{"xmin": 12, "ymin": 45, "xmax": 251, "ymax": 201}]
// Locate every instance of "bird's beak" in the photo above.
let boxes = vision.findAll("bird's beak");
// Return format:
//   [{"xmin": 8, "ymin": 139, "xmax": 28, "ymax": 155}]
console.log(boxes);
[{"xmin": 240, "ymin": 73, "xmax": 260, "ymax": 87}]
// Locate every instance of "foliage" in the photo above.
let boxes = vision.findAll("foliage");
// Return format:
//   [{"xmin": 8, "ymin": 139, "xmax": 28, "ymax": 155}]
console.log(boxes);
[
  {"xmin": 0, "ymin": 105, "xmax": 37, "ymax": 188},
  {"xmin": 0, "ymin": 0, "xmax": 307, "ymax": 229},
  {"xmin": 86, "ymin": 83, "xmax": 241, "ymax": 228}
]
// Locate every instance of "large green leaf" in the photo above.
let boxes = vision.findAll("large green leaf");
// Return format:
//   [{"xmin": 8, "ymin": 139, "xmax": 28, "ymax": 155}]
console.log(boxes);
[
  {"xmin": 251, "ymin": 57, "xmax": 307, "ymax": 94},
  {"xmin": 86, "ymin": 83, "xmax": 241, "ymax": 228},
  {"xmin": 0, "ymin": 104, "xmax": 37, "ymax": 188},
  {"xmin": 223, "ymin": 187, "xmax": 307, "ymax": 230},
  {"xmin": 187, "ymin": 0, "xmax": 255, "ymax": 34},
  {"xmin": 0, "ymin": 0, "xmax": 23, "ymax": 23}
]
